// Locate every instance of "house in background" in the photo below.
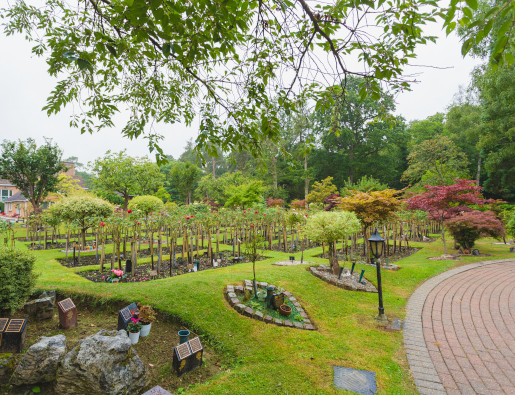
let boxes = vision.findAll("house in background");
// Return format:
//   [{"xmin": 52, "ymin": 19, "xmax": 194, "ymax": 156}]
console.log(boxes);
[
  {"xmin": 3, "ymin": 161, "xmax": 86, "ymax": 217},
  {"xmin": 0, "ymin": 178, "xmax": 19, "ymax": 204}
]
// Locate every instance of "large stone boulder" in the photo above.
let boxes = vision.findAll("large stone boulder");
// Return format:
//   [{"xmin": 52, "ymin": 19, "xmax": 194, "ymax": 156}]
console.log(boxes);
[
  {"xmin": 11, "ymin": 335, "xmax": 67, "ymax": 386},
  {"xmin": 24, "ymin": 296, "xmax": 55, "ymax": 320},
  {"xmin": 0, "ymin": 353, "xmax": 15, "ymax": 377},
  {"xmin": 55, "ymin": 329, "xmax": 148, "ymax": 395}
]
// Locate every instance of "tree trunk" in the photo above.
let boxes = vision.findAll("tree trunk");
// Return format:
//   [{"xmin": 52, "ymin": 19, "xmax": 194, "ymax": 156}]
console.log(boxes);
[
  {"xmin": 272, "ymin": 155, "xmax": 278, "ymax": 190},
  {"xmin": 441, "ymin": 224, "xmax": 448, "ymax": 254},
  {"xmin": 123, "ymin": 195, "xmax": 129, "ymax": 211},
  {"xmin": 212, "ymin": 157, "xmax": 216, "ymax": 180},
  {"xmin": 476, "ymin": 155, "xmax": 481, "ymax": 186},
  {"xmin": 304, "ymin": 154, "xmax": 309, "ymax": 199}
]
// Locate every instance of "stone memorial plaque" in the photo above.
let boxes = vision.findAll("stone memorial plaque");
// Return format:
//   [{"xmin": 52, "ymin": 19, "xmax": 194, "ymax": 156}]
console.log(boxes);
[
  {"xmin": 271, "ymin": 293, "xmax": 285, "ymax": 310},
  {"xmin": 0, "ymin": 318, "xmax": 8, "ymax": 333},
  {"xmin": 117, "ymin": 302, "xmax": 137, "ymax": 331},
  {"xmin": 187, "ymin": 264, "xmax": 193, "ymax": 272},
  {"xmin": 172, "ymin": 342, "xmax": 192, "ymax": 377},
  {"xmin": 333, "ymin": 366, "xmax": 377, "ymax": 395},
  {"xmin": 187, "ymin": 336, "xmax": 203, "ymax": 371},
  {"xmin": 58, "ymin": 298, "xmax": 77, "ymax": 329},
  {"xmin": 149, "ymin": 270, "xmax": 158, "ymax": 277},
  {"xmin": 0, "ymin": 318, "xmax": 28, "ymax": 353}
]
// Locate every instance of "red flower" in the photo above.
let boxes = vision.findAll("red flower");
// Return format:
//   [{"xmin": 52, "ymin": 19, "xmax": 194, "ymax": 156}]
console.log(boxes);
[
  {"xmin": 255, "ymin": 211, "xmax": 258, "ymax": 214},
  {"xmin": 190, "ymin": 215, "xmax": 194, "ymax": 218},
  {"xmin": 243, "ymin": 210, "xmax": 246, "ymax": 214},
  {"xmin": 250, "ymin": 224, "xmax": 254, "ymax": 228},
  {"xmin": 137, "ymin": 222, "xmax": 140, "ymax": 225},
  {"xmin": 101, "ymin": 222, "xmax": 105, "ymax": 227},
  {"xmin": 127, "ymin": 209, "xmax": 132, "ymax": 213}
]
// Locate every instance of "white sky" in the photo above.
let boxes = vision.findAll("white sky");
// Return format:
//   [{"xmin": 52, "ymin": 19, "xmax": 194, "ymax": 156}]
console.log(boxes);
[{"xmin": 0, "ymin": 18, "xmax": 481, "ymax": 166}]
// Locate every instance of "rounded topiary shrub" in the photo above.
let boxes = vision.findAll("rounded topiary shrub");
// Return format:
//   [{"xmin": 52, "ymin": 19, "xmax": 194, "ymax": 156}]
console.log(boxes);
[
  {"xmin": 128, "ymin": 195, "xmax": 165, "ymax": 216},
  {"xmin": 0, "ymin": 247, "xmax": 37, "ymax": 314}
]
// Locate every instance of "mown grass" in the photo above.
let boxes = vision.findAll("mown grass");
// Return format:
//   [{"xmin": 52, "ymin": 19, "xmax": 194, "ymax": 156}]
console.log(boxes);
[{"xmin": 8, "ymin": 223, "xmax": 515, "ymax": 394}]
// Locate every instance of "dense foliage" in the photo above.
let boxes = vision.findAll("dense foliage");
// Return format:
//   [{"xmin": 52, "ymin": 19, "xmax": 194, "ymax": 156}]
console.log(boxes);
[
  {"xmin": 0, "ymin": 138, "xmax": 66, "ymax": 211},
  {"xmin": 445, "ymin": 211, "xmax": 505, "ymax": 248},
  {"xmin": 0, "ymin": 247, "xmax": 37, "ymax": 314}
]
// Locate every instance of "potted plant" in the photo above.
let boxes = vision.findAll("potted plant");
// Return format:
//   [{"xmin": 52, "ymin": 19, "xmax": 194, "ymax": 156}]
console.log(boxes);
[
  {"xmin": 137, "ymin": 304, "xmax": 156, "ymax": 337},
  {"xmin": 279, "ymin": 304, "xmax": 292, "ymax": 317},
  {"xmin": 110, "ymin": 269, "xmax": 124, "ymax": 283},
  {"xmin": 126, "ymin": 318, "xmax": 142, "ymax": 344}
]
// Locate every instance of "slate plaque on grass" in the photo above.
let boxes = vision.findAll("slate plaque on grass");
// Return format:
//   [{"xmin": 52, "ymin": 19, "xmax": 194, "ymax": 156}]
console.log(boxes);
[
  {"xmin": 117, "ymin": 302, "xmax": 137, "ymax": 331},
  {"xmin": 173, "ymin": 342, "xmax": 192, "ymax": 377},
  {"xmin": 333, "ymin": 366, "xmax": 377, "ymax": 394}
]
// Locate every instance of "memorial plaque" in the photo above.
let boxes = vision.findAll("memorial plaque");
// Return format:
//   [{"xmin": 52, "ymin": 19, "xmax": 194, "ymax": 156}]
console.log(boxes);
[
  {"xmin": 0, "ymin": 318, "xmax": 28, "ymax": 353},
  {"xmin": 271, "ymin": 293, "xmax": 285, "ymax": 310},
  {"xmin": 149, "ymin": 270, "xmax": 158, "ymax": 277},
  {"xmin": 0, "ymin": 318, "xmax": 7, "ymax": 348},
  {"xmin": 125, "ymin": 259, "xmax": 133, "ymax": 274},
  {"xmin": 172, "ymin": 342, "xmax": 192, "ymax": 377},
  {"xmin": 58, "ymin": 298, "xmax": 77, "ymax": 329},
  {"xmin": 117, "ymin": 302, "xmax": 138, "ymax": 331},
  {"xmin": 187, "ymin": 336, "xmax": 203, "ymax": 371},
  {"xmin": 471, "ymin": 249, "xmax": 480, "ymax": 256}
]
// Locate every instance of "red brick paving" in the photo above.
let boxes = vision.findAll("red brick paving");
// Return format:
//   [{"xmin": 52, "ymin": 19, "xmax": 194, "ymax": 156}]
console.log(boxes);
[{"xmin": 422, "ymin": 260, "xmax": 515, "ymax": 394}]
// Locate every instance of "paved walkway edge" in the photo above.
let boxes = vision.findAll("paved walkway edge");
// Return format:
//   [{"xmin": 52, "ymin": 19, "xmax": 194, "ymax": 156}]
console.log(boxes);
[{"xmin": 403, "ymin": 259, "xmax": 515, "ymax": 395}]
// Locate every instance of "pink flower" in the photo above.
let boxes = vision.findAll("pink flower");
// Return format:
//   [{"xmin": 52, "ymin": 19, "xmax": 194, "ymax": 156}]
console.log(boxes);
[
  {"xmin": 101, "ymin": 222, "xmax": 105, "ymax": 227},
  {"xmin": 263, "ymin": 213, "xmax": 266, "ymax": 216},
  {"xmin": 131, "ymin": 318, "xmax": 139, "ymax": 323},
  {"xmin": 127, "ymin": 209, "xmax": 132, "ymax": 213},
  {"xmin": 102, "ymin": 276, "xmax": 105, "ymax": 279},
  {"xmin": 243, "ymin": 210, "xmax": 246, "ymax": 214}
]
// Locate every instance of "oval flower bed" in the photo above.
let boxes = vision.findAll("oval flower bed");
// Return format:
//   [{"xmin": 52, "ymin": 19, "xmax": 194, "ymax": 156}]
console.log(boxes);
[{"xmin": 224, "ymin": 281, "xmax": 315, "ymax": 330}]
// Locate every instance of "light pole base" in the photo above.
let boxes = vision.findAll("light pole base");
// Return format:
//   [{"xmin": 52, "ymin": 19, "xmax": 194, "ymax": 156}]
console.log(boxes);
[{"xmin": 375, "ymin": 313, "xmax": 389, "ymax": 324}]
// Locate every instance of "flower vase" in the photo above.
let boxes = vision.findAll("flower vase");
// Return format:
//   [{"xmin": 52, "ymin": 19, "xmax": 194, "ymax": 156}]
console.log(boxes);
[
  {"xmin": 140, "ymin": 323, "xmax": 152, "ymax": 337},
  {"xmin": 128, "ymin": 331, "xmax": 140, "ymax": 344}
]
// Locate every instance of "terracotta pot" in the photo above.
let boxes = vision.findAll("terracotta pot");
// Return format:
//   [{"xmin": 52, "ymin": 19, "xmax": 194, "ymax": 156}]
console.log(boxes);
[{"xmin": 279, "ymin": 304, "xmax": 292, "ymax": 317}]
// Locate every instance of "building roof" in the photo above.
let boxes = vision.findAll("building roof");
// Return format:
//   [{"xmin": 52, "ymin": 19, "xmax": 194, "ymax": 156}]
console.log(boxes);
[
  {"xmin": 4, "ymin": 191, "xmax": 28, "ymax": 203},
  {"xmin": 72, "ymin": 175, "xmax": 88, "ymax": 189},
  {"xmin": 0, "ymin": 179, "xmax": 14, "ymax": 186}
]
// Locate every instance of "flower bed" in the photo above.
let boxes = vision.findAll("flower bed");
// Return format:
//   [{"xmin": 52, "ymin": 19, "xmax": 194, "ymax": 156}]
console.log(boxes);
[
  {"xmin": 309, "ymin": 265, "xmax": 378, "ymax": 293},
  {"xmin": 224, "ymin": 281, "xmax": 315, "ymax": 330}
]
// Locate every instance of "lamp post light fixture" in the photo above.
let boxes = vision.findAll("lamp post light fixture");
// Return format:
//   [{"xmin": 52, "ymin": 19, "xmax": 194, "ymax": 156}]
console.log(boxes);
[{"xmin": 368, "ymin": 228, "xmax": 388, "ymax": 323}]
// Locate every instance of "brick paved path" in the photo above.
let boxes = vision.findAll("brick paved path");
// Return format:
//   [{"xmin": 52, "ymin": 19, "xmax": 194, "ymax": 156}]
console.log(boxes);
[{"xmin": 404, "ymin": 259, "xmax": 515, "ymax": 395}]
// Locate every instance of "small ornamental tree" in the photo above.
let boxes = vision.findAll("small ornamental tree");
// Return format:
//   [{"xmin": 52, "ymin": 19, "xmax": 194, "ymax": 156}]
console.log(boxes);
[
  {"xmin": 128, "ymin": 196, "xmax": 165, "ymax": 217},
  {"xmin": 406, "ymin": 179, "xmax": 496, "ymax": 254},
  {"xmin": 338, "ymin": 189, "xmax": 402, "ymax": 262},
  {"xmin": 307, "ymin": 177, "xmax": 338, "ymax": 204},
  {"xmin": 266, "ymin": 197, "xmax": 284, "ymax": 207},
  {"xmin": 290, "ymin": 199, "xmax": 307, "ymax": 209},
  {"xmin": 445, "ymin": 211, "xmax": 505, "ymax": 249},
  {"xmin": 50, "ymin": 195, "xmax": 113, "ymax": 246},
  {"xmin": 305, "ymin": 211, "xmax": 360, "ymax": 274}
]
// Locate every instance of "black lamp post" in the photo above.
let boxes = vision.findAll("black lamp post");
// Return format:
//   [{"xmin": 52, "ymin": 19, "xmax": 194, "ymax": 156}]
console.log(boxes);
[{"xmin": 368, "ymin": 228, "xmax": 388, "ymax": 323}]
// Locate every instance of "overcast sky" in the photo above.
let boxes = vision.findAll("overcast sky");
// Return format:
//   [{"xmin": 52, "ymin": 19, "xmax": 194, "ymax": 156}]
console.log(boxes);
[{"xmin": 0, "ymin": 19, "xmax": 481, "ymax": 166}]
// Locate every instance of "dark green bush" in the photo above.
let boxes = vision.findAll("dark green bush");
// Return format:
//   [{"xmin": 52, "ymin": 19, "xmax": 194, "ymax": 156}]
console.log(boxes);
[{"xmin": 0, "ymin": 247, "xmax": 37, "ymax": 314}]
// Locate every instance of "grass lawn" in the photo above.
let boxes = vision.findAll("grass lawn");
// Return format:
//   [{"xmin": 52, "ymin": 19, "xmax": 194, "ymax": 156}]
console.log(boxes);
[{"xmin": 7, "ymin": 224, "xmax": 515, "ymax": 394}]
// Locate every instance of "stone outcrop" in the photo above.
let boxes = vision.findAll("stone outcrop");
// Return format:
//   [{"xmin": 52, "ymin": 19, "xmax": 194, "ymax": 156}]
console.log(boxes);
[
  {"xmin": 0, "ymin": 353, "xmax": 15, "ymax": 377},
  {"xmin": 55, "ymin": 329, "xmax": 148, "ymax": 395},
  {"xmin": 11, "ymin": 335, "xmax": 66, "ymax": 385},
  {"xmin": 24, "ymin": 296, "xmax": 54, "ymax": 320}
]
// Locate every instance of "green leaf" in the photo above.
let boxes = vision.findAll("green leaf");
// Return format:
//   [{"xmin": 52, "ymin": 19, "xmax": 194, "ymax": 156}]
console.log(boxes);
[
  {"xmin": 32, "ymin": 387, "xmax": 41, "ymax": 393},
  {"xmin": 162, "ymin": 43, "xmax": 170, "ymax": 56},
  {"xmin": 493, "ymin": 35, "xmax": 509, "ymax": 56},
  {"xmin": 77, "ymin": 59, "xmax": 90, "ymax": 71},
  {"xmin": 462, "ymin": 38, "xmax": 474, "ymax": 56},
  {"xmin": 106, "ymin": 45, "xmax": 117, "ymax": 57},
  {"xmin": 465, "ymin": 0, "xmax": 477, "ymax": 10}
]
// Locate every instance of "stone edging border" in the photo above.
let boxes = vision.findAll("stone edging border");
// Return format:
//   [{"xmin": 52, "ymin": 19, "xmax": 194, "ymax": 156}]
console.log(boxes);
[
  {"xmin": 223, "ymin": 280, "xmax": 315, "ymax": 330},
  {"xmin": 404, "ymin": 259, "xmax": 515, "ymax": 395},
  {"xmin": 308, "ymin": 266, "xmax": 378, "ymax": 293}
]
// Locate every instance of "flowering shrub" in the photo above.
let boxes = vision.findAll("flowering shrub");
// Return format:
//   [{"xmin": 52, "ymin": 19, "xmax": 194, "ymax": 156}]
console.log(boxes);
[
  {"xmin": 126, "ymin": 317, "xmax": 142, "ymax": 333},
  {"xmin": 110, "ymin": 269, "xmax": 124, "ymax": 280},
  {"xmin": 445, "ymin": 211, "xmax": 505, "ymax": 249}
]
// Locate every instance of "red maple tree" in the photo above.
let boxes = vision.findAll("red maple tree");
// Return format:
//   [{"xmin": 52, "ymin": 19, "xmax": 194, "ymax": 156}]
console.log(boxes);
[{"xmin": 406, "ymin": 179, "xmax": 496, "ymax": 254}]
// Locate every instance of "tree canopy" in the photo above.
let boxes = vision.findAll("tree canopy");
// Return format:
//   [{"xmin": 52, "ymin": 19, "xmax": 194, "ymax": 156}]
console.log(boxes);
[
  {"xmin": 0, "ymin": 138, "xmax": 67, "ymax": 211},
  {"xmin": 90, "ymin": 150, "xmax": 164, "ymax": 210},
  {"xmin": 2, "ymin": 0, "xmax": 444, "ymax": 161}
]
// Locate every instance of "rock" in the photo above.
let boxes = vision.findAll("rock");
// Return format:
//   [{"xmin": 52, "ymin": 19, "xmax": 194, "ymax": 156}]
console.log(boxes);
[
  {"xmin": 55, "ymin": 330, "xmax": 148, "ymax": 395},
  {"xmin": 422, "ymin": 236, "xmax": 430, "ymax": 242},
  {"xmin": 12, "ymin": 335, "xmax": 67, "ymax": 385},
  {"xmin": 24, "ymin": 296, "xmax": 54, "ymax": 320},
  {"xmin": 39, "ymin": 290, "xmax": 56, "ymax": 306},
  {"xmin": 0, "ymin": 353, "xmax": 15, "ymax": 377},
  {"xmin": 441, "ymin": 254, "xmax": 457, "ymax": 260}
]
